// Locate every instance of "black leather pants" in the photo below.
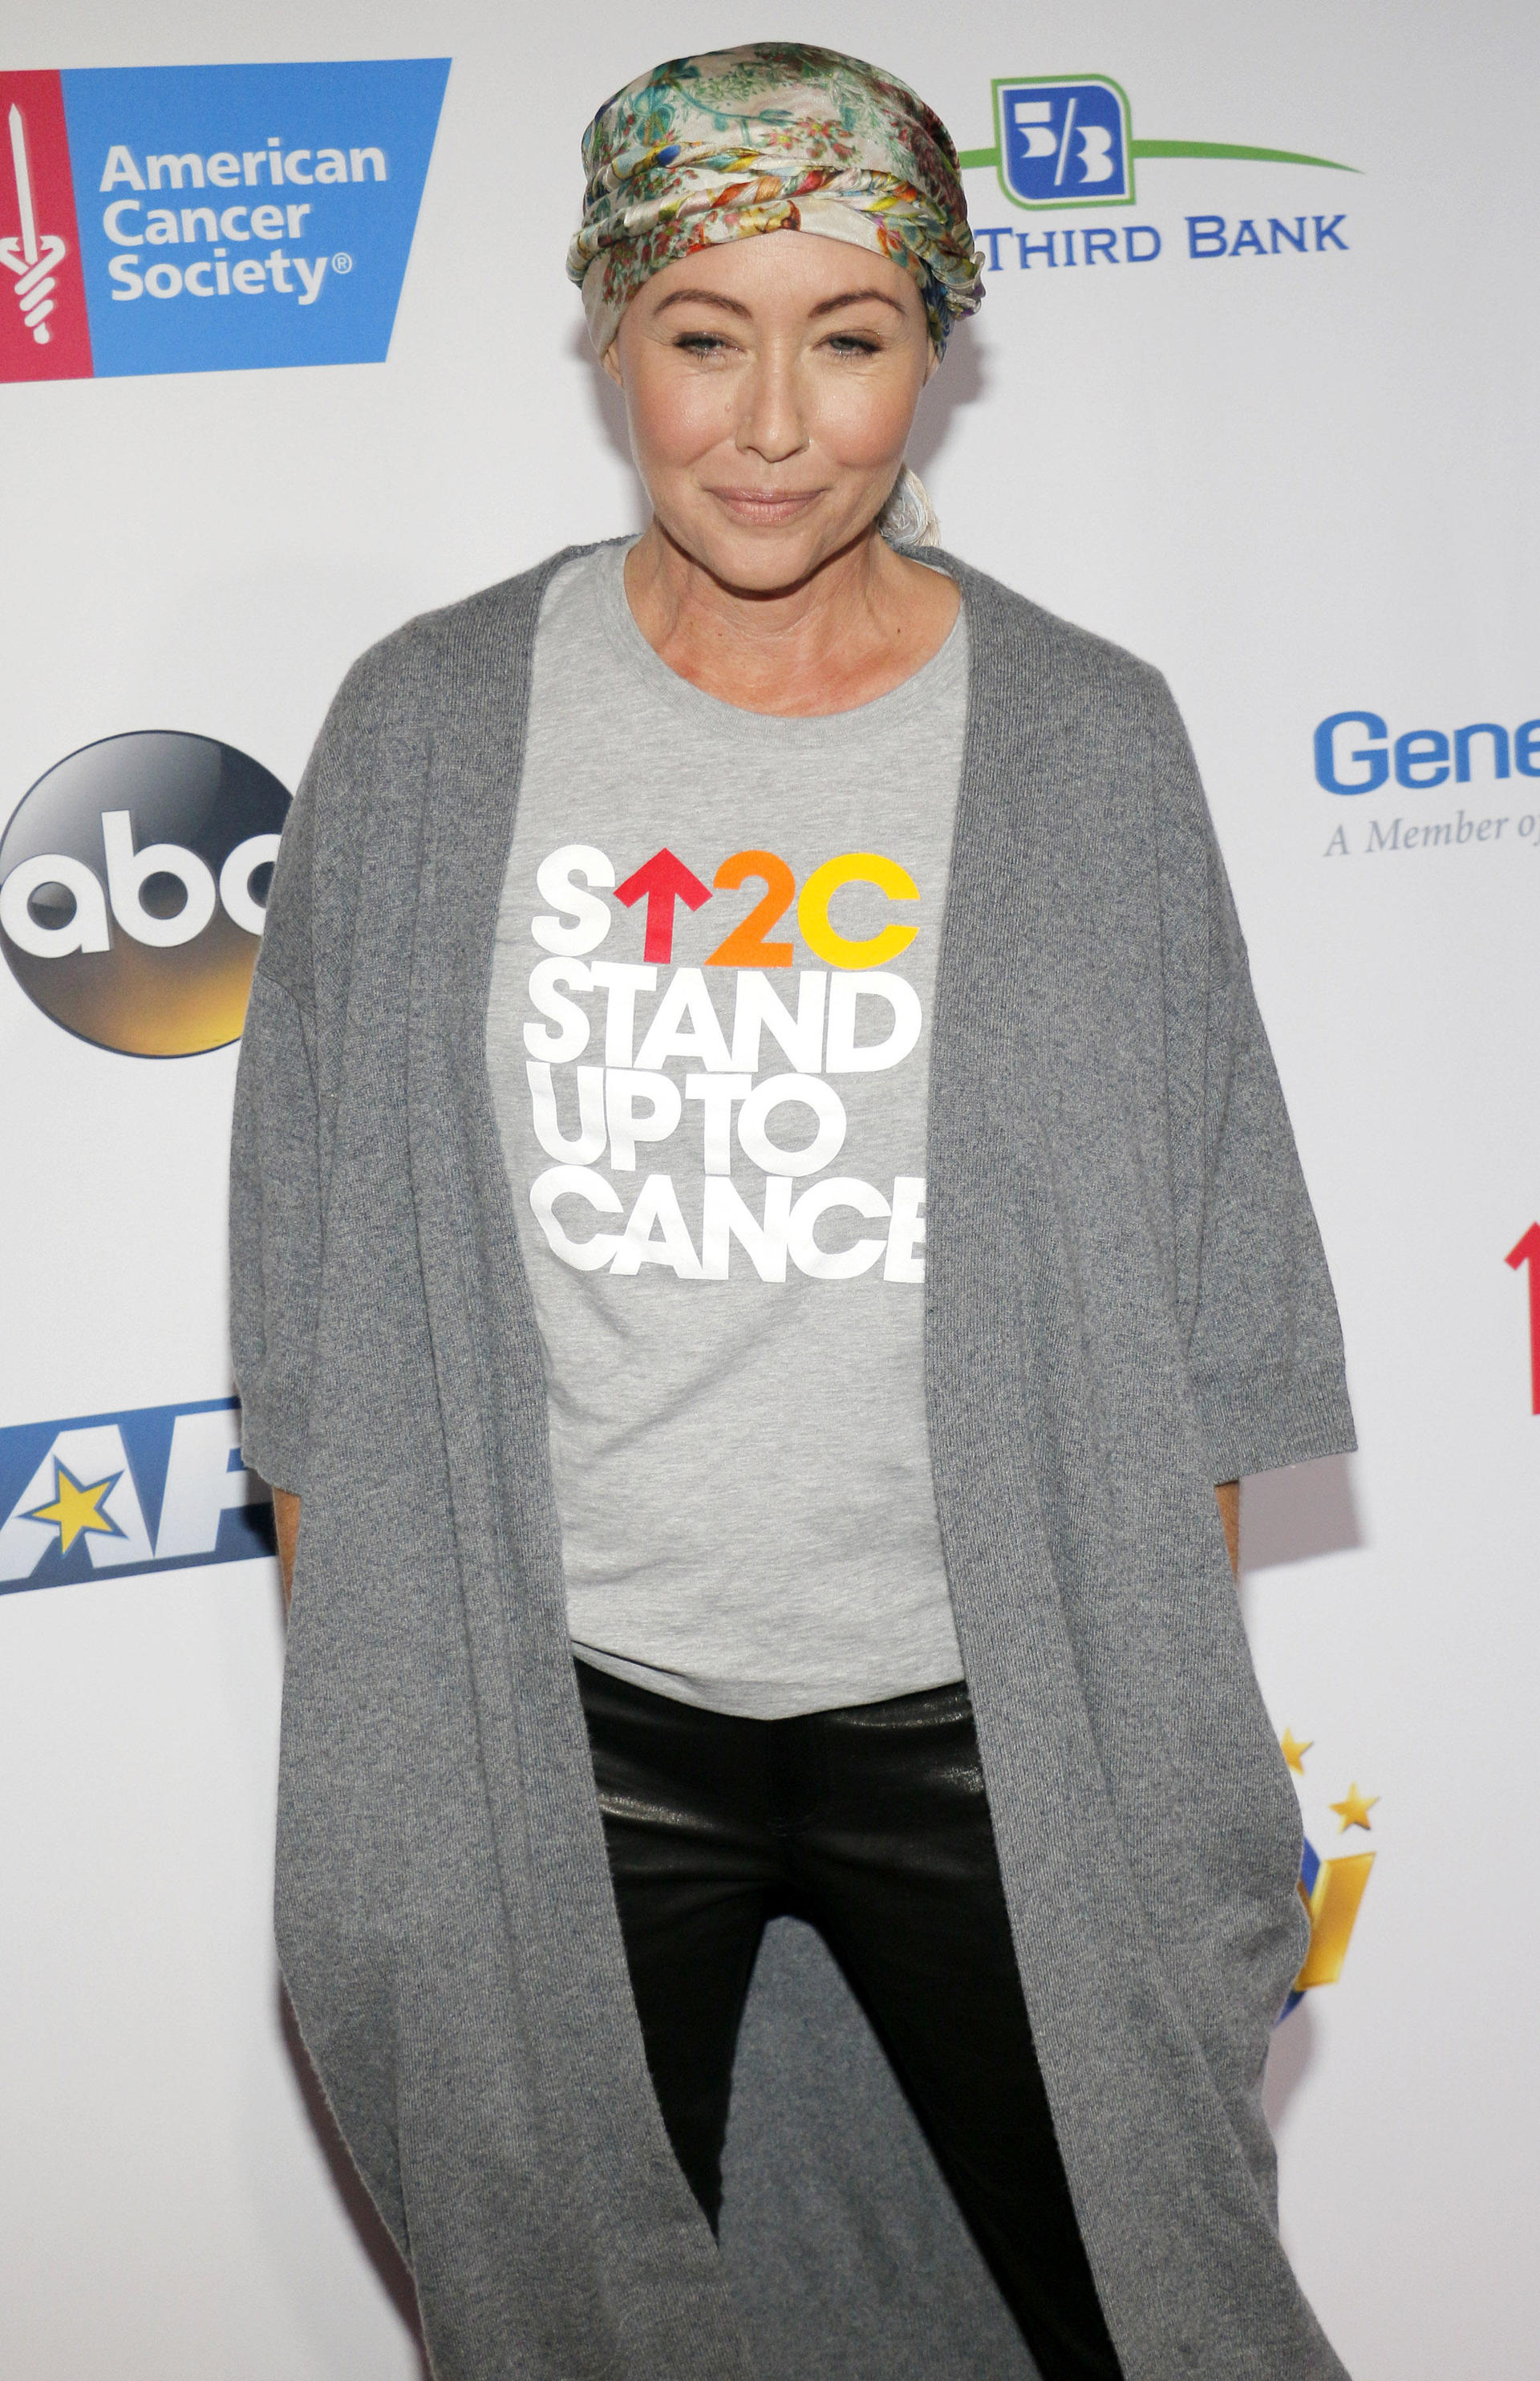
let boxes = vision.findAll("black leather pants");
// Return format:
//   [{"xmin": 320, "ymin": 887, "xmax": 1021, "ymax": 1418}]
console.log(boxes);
[{"xmin": 577, "ymin": 1661, "xmax": 1122, "ymax": 2381}]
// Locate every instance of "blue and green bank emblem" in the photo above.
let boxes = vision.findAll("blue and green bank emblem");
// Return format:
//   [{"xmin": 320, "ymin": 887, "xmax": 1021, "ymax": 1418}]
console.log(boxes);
[{"xmin": 962, "ymin": 75, "xmax": 1356, "ymax": 211}]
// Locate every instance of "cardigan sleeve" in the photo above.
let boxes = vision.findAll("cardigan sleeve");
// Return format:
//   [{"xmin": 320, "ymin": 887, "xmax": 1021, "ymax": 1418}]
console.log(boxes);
[
  {"xmin": 229, "ymin": 637, "xmax": 407, "ymax": 1493},
  {"xmin": 230, "ymin": 967, "xmax": 322, "ymax": 1496},
  {"xmin": 229, "ymin": 748, "xmax": 324, "ymax": 1498},
  {"xmin": 1149, "ymin": 675, "xmax": 1357, "ymax": 1483}
]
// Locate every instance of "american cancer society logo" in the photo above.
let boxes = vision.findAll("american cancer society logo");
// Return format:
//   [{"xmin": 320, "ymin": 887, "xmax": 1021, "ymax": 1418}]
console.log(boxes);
[
  {"xmin": 0, "ymin": 57, "xmax": 448, "ymax": 382},
  {"xmin": 0, "ymin": 1397, "xmax": 272, "ymax": 1592}
]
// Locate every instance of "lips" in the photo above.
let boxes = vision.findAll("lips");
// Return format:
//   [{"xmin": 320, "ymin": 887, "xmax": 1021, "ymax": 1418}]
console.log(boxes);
[{"xmin": 708, "ymin": 487, "xmax": 825, "ymax": 521}]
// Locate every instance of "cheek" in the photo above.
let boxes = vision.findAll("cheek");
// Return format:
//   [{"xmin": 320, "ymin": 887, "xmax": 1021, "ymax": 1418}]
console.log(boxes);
[
  {"xmin": 808, "ymin": 367, "xmax": 922, "ymax": 466},
  {"xmin": 627, "ymin": 359, "xmax": 733, "ymax": 467}
]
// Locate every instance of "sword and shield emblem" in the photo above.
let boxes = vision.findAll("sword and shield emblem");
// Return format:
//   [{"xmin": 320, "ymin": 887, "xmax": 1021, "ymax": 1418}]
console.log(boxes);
[
  {"xmin": 0, "ymin": 72, "xmax": 91, "ymax": 380},
  {"xmin": 2, "ymin": 101, "xmax": 68, "ymax": 345}
]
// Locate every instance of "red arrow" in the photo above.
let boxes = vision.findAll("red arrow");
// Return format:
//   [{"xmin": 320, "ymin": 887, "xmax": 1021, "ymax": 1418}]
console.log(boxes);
[
  {"xmin": 614, "ymin": 848, "xmax": 712, "ymax": 963},
  {"xmin": 1506, "ymin": 1223, "xmax": 1540, "ymax": 1414}
]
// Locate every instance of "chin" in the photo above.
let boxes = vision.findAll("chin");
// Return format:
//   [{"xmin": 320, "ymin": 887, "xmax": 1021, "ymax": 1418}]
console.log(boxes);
[{"xmin": 675, "ymin": 509, "xmax": 875, "ymax": 595}]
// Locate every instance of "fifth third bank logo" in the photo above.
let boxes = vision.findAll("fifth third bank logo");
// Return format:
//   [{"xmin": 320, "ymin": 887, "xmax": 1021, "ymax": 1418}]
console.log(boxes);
[
  {"xmin": 0, "ymin": 1397, "xmax": 274, "ymax": 1596},
  {"xmin": 960, "ymin": 71, "xmax": 1356, "ymax": 220},
  {"xmin": 997, "ymin": 78, "xmax": 1133, "ymax": 206}
]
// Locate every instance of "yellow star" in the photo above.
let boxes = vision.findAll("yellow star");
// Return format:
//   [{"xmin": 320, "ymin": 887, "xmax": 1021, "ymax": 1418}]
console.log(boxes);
[
  {"xmin": 1330, "ymin": 1782, "xmax": 1380, "ymax": 1834},
  {"xmin": 1280, "ymin": 1729, "xmax": 1313, "ymax": 1775},
  {"xmin": 26, "ymin": 1462, "xmax": 125, "ymax": 1555}
]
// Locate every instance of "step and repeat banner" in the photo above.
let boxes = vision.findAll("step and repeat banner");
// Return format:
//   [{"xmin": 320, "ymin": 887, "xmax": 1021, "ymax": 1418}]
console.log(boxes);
[{"xmin": 2, "ymin": 4, "xmax": 1534, "ymax": 2376}]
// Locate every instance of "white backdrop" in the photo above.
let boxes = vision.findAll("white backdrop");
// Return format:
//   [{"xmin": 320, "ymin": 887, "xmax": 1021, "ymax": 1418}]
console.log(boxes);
[{"xmin": 2, "ymin": 4, "xmax": 1536, "ymax": 2375}]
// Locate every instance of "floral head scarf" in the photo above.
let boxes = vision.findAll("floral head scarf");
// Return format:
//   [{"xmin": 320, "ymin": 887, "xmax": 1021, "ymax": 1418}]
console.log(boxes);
[{"xmin": 569, "ymin": 43, "xmax": 984, "ymax": 356}]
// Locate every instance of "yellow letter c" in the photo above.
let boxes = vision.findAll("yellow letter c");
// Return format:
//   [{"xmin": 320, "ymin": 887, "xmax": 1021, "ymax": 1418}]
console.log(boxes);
[{"xmin": 797, "ymin": 852, "xmax": 918, "ymax": 971}]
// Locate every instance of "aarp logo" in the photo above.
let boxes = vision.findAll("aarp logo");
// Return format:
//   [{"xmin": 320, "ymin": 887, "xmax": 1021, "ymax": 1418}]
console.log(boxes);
[
  {"xmin": 995, "ymin": 77, "xmax": 1132, "ymax": 208},
  {"xmin": 0, "ymin": 1397, "xmax": 273, "ymax": 1595}
]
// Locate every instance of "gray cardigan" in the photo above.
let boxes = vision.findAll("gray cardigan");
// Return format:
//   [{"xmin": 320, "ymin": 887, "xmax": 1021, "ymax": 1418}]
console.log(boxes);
[{"xmin": 230, "ymin": 547, "xmax": 1356, "ymax": 2381}]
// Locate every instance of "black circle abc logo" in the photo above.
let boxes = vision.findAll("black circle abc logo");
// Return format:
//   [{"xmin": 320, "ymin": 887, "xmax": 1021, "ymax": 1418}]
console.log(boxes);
[{"xmin": 0, "ymin": 733, "xmax": 290, "ymax": 1057}]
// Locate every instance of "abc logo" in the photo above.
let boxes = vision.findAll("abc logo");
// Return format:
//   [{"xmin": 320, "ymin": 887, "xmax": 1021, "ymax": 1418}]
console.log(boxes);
[{"xmin": 0, "ymin": 732, "xmax": 290, "ymax": 1057}]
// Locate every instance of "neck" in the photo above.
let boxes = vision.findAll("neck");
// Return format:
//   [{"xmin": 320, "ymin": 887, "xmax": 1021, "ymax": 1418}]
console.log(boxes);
[{"xmin": 622, "ymin": 518, "xmax": 958, "ymax": 718}]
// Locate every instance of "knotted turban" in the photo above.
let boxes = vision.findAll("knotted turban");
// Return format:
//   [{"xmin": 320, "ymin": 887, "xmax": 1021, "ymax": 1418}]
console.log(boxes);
[{"xmin": 568, "ymin": 43, "xmax": 984, "ymax": 357}]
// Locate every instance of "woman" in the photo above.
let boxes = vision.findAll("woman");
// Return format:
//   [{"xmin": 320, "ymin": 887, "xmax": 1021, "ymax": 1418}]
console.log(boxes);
[{"xmin": 233, "ymin": 43, "xmax": 1356, "ymax": 2381}]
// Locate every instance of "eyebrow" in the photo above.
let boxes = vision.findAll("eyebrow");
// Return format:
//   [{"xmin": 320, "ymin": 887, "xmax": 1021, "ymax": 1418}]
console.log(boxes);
[
  {"xmin": 810, "ymin": 289, "xmax": 906, "ymax": 318},
  {"xmin": 652, "ymin": 286, "xmax": 906, "ymax": 319}
]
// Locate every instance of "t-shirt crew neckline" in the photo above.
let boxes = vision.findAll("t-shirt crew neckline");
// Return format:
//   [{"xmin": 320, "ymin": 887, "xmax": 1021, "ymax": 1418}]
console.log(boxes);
[{"xmin": 594, "ymin": 537, "xmax": 967, "ymax": 740}]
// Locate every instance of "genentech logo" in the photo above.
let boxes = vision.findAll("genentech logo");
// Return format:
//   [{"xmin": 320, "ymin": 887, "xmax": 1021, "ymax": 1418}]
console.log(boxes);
[
  {"xmin": 0, "ymin": 58, "xmax": 448, "ymax": 382},
  {"xmin": 0, "ymin": 732, "xmax": 290, "ymax": 1056},
  {"xmin": 0, "ymin": 1397, "xmax": 272, "ymax": 1596}
]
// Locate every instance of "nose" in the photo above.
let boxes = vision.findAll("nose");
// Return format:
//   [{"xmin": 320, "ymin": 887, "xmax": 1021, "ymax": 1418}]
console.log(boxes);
[{"xmin": 733, "ymin": 343, "xmax": 808, "ymax": 467}]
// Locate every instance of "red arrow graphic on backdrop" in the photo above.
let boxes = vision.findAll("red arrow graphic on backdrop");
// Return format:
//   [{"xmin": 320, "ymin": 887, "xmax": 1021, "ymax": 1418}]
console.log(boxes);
[
  {"xmin": 1506, "ymin": 1224, "xmax": 1540, "ymax": 1414},
  {"xmin": 614, "ymin": 848, "xmax": 712, "ymax": 963}
]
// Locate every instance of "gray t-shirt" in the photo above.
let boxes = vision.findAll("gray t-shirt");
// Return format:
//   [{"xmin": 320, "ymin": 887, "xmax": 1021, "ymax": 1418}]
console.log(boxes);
[{"xmin": 487, "ymin": 542, "xmax": 967, "ymax": 1718}]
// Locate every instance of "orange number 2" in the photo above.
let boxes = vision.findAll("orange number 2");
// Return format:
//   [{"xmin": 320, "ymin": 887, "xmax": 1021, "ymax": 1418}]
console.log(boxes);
[{"xmin": 705, "ymin": 850, "xmax": 796, "ymax": 968}]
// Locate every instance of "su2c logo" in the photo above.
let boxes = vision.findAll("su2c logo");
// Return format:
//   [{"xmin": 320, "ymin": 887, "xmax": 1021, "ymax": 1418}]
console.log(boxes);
[{"xmin": 0, "ymin": 730, "xmax": 289, "ymax": 1056}]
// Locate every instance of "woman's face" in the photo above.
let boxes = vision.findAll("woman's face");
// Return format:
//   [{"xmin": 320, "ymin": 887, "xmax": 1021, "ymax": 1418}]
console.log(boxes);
[{"xmin": 604, "ymin": 231, "xmax": 936, "ymax": 593}]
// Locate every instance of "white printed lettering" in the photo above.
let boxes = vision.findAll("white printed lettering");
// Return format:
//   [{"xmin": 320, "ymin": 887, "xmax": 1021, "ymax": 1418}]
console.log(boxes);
[
  {"xmin": 529, "ymin": 1166, "xmax": 622, "ymax": 1271},
  {"xmin": 609, "ymin": 1175, "xmax": 703, "ymax": 1278},
  {"xmin": 634, "ymin": 967, "xmax": 733, "ymax": 1072},
  {"xmin": 526, "ymin": 1060, "xmax": 606, "ymax": 1163},
  {"xmin": 590, "ymin": 962, "xmax": 657, "ymax": 1065},
  {"xmin": 524, "ymin": 958, "xmax": 593, "ymax": 1061},
  {"xmin": 737, "ymin": 1075, "xmax": 846, "ymax": 1178},
  {"xmin": 533, "ymin": 844, "xmax": 614, "ymax": 955},
  {"xmin": 700, "ymin": 1176, "xmax": 792, "ymax": 1282},
  {"xmin": 884, "ymin": 1175, "xmax": 926, "ymax": 1283},
  {"xmin": 606, "ymin": 1070, "xmax": 683, "ymax": 1171},
  {"xmin": 729, "ymin": 968, "xmax": 826, "ymax": 1073},
  {"xmin": 685, "ymin": 1074, "xmax": 752, "ymax": 1174},
  {"xmin": 825, "ymin": 971, "xmax": 922, "ymax": 1073},
  {"xmin": 788, "ymin": 1178, "xmax": 892, "ymax": 1280}
]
